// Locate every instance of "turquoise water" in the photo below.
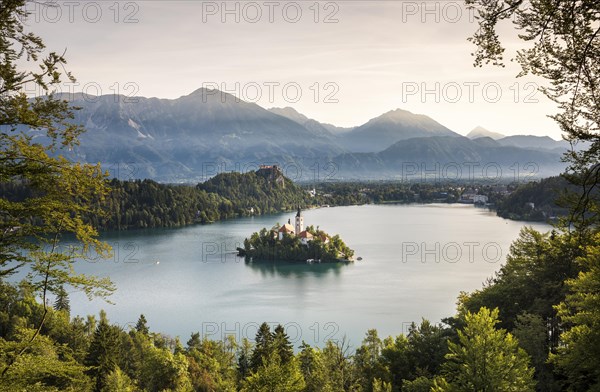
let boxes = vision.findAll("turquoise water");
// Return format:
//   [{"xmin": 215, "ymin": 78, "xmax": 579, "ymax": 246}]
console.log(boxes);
[{"xmin": 66, "ymin": 204, "xmax": 550, "ymax": 349}]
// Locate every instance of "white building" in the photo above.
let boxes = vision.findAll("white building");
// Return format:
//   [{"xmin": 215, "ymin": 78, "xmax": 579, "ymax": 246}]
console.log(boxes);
[
  {"xmin": 473, "ymin": 195, "xmax": 488, "ymax": 204},
  {"xmin": 278, "ymin": 221, "xmax": 295, "ymax": 240}
]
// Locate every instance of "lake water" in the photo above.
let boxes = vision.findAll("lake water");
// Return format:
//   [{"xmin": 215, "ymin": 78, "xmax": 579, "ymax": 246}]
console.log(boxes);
[{"xmin": 69, "ymin": 204, "xmax": 550, "ymax": 349}]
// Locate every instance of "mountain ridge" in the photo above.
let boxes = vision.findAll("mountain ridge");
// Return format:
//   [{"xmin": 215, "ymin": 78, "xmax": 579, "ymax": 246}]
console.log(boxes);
[
  {"xmin": 466, "ymin": 126, "xmax": 506, "ymax": 140},
  {"xmin": 35, "ymin": 89, "xmax": 568, "ymax": 181}
]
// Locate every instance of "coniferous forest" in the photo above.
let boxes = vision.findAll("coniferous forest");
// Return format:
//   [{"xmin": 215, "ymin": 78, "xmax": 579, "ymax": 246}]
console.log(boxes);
[
  {"xmin": 0, "ymin": 172, "xmax": 559, "ymax": 232},
  {"xmin": 2, "ymin": 0, "xmax": 600, "ymax": 391}
]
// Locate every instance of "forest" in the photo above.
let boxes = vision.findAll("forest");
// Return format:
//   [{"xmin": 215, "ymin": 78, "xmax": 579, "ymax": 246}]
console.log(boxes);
[
  {"xmin": 2, "ymin": 0, "xmax": 600, "ymax": 390},
  {"xmin": 0, "ymin": 170, "xmax": 314, "ymax": 231},
  {"xmin": 0, "ymin": 224, "xmax": 595, "ymax": 391},
  {"xmin": 0, "ymin": 173, "xmax": 545, "ymax": 232},
  {"xmin": 494, "ymin": 176, "xmax": 572, "ymax": 221}
]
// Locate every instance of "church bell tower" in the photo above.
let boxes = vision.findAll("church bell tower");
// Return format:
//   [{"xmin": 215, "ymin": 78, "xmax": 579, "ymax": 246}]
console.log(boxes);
[{"xmin": 295, "ymin": 206, "xmax": 303, "ymax": 235}]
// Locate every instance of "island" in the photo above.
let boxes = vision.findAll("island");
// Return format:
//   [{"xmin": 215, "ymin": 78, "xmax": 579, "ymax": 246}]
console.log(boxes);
[{"xmin": 237, "ymin": 207, "xmax": 354, "ymax": 263}]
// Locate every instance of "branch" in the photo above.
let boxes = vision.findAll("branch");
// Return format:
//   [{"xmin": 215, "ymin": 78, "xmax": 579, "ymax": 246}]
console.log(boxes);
[
  {"xmin": 571, "ymin": 25, "xmax": 600, "ymax": 113},
  {"xmin": 0, "ymin": 220, "xmax": 63, "ymax": 378}
]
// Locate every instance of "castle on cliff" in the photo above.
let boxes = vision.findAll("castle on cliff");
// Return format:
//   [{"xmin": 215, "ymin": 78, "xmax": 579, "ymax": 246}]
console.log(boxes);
[{"xmin": 256, "ymin": 165, "xmax": 285, "ymax": 188}]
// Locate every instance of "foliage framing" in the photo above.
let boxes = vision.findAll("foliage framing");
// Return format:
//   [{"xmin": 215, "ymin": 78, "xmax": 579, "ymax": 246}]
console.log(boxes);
[
  {"xmin": 466, "ymin": 0, "xmax": 600, "ymax": 230},
  {"xmin": 0, "ymin": 0, "xmax": 114, "ymax": 377}
]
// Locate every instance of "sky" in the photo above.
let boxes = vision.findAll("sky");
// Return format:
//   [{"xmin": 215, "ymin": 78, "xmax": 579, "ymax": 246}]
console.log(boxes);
[{"xmin": 21, "ymin": 0, "xmax": 563, "ymax": 139}]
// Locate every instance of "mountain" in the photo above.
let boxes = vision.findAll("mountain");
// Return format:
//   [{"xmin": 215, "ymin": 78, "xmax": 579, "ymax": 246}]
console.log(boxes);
[
  {"xmin": 338, "ymin": 109, "xmax": 460, "ymax": 153},
  {"xmin": 333, "ymin": 136, "xmax": 565, "ymax": 179},
  {"xmin": 496, "ymin": 135, "xmax": 570, "ymax": 152},
  {"xmin": 268, "ymin": 107, "xmax": 354, "ymax": 135},
  {"xmin": 48, "ymin": 89, "xmax": 345, "ymax": 181},
  {"xmin": 466, "ymin": 126, "xmax": 505, "ymax": 140},
  {"xmin": 27, "ymin": 89, "xmax": 568, "ymax": 181}
]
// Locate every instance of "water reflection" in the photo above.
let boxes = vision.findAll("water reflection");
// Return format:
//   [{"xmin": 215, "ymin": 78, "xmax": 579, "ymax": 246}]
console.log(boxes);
[{"xmin": 245, "ymin": 259, "xmax": 349, "ymax": 278}]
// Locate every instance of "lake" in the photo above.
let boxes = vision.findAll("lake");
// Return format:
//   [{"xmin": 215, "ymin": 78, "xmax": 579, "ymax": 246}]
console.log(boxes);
[{"xmin": 68, "ymin": 204, "xmax": 550, "ymax": 349}]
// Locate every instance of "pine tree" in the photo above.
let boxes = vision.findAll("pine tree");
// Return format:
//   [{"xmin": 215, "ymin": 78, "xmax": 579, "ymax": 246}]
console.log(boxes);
[
  {"xmin": 187, "ymin": 332, "xmax": 201, "ymax": 351},
  {"xmin": 237, "ymin": 338, "xmax": 253, "ymax": 383},
  {"xmin": 135, "ymin": 314, "xmax": 149, "ymax": 335},
  {"xmin": 250, "ymin": 322, "xmax": 274, "ymax": 372},
  {"xmin": 272, "ymin": 324, "xmax": 294, "ymax": 365},
  {"xmin": 53, "ymin": 285, "xmax": 70, "ymax": 314},
  {"xmin": 85, "ymin": 316, "xmax": 123, "ymax": 392}
]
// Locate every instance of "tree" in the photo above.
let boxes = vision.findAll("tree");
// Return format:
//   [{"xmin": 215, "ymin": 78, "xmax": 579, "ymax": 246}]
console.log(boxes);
[
  {"xmin": 101, "ymin": 367, "xmax": 135, "ymax": 392},
  {"xmin": 405, "ymin": 320, "xmax": 448, "ymax": 379},
  {"xmin": 401, "ymin": 376, "xmax": 434, "ymax": 392},
  {"xmin": 186, "ymin": 332, "xmax": 201, "ymax": 351},
  {"xmin": 298, "ymin": 341, "xmax": 330, "ymax": 392},
  {"xmin": 186, "ymin": 336, "xmax": 237, "ymax": 392},
  {"xmin": 137, "ymin": 341, "xmax": 192, "ymax": 392},
  {"xmin": 237, "ymin": 338, "xmax": 253, "ymax": 384},
  {"xmin": 271, "ymin": 324, "xmax": 293, "ymax": 366},
  {"xmin": 372, "ymin": 378, "xmax": 392, "ymax": 392},
  {"xmin": 85, "ymin": 313, "xmax": 123, "ymax": 392},
  {"xmin": 466, "ymin": 9, "xmax": 600, "ymax": 386},
  {"xmin": 354, "ymin": 329, "xmax": 389, "ymax": 392},
  {"xmin": 241, "ymin": 351, "xmax": 305, "ymax": 392},
  {"xmin": 321, "ymin": 337, "xmax": 360, "ymax": 391},
  {"xmin": 0, "ymin": 0, "xmax": 114, "ymax": 378},
  {"xmin": 552, "ymin": 236, "xmax": 600, "ymax": 390},
  {"xmin": 513, "ymin": 313, "xmax": 558, "ymax": 391},
  {"xmin": 0, "ymin": 328, "xmax": 93, "ymax": 391},
  {"xmin": 53, "ymin": 285, "xmax": 70, "ymax": 314},
  {"xmin": 250, "ymin": 322, "xmax": 274, "ymax": 372},
  {"xmin": 380, "ymin": 334, "xmax": 411, "ymax": 391},
  {"xmin": 460, "ymin": 227, "xmax": 579, "ymax": 349},
  {"xmin": 134, "ymin": 314, "xmax": 149, "ymax": 335},
  {"xmin": 433, "ymin": 307, "xmax": 536, "ymax": 391},
  {"xmin": 86, "ymin": 322, "xmax": 120, "ymax": 390},
  {"xmin": 465, "ymin": 0, "xmax": 600, "ymax": 230}
]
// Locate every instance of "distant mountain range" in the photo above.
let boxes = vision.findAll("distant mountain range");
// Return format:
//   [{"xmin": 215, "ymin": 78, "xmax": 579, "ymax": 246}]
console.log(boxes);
[
  {"xmin": 466, "ymin": 126, "xmax": 505, "ymax": 140},
  {"xmin": 496, "ymin": 135, "xmax": 572, "ymax": 152},
  {"xmin": 268, "ymin": 107, "xmax": 353, "ymax": 136},
  {"xmin": 34, "ymin": 88, "xmax": 571, "ymax": 182},
  {"xmin": 465, "ymin": 126, "xmax": 578, "ymax": 152},
  {"xmin": 335, "ymin": 136, "xmax": 563, "ymax": 180}
]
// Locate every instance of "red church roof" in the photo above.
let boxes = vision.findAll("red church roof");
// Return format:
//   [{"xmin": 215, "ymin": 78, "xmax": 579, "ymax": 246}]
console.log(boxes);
[
  {"xmin": 298, "ymin": 230, "xmax": 313, "ymax": 239},
  {"xmin": 278, "ymin": 224, "xmax": 295, "ymax": 233}
]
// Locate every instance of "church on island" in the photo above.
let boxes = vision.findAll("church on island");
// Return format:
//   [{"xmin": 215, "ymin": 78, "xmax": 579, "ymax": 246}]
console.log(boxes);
[
  {"xmin": 277, "ymin": 207, "xmax": 327, "ymax": 245},
  {"xmin": 238, "ymin": 206, "xmax": 353, "ymax": 262}
]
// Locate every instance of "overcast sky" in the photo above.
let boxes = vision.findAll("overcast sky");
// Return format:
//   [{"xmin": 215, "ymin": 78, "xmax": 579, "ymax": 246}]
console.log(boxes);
[{"xmin": 22, "ymin": 0, "xmax": 562, "ymax": 139}]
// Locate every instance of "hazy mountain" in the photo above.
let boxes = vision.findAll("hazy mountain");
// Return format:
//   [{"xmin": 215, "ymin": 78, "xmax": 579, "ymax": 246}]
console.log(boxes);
[
  {"xmin": 334, "ymin": 136, "xmax": 565, "ymax": 180},
  {"xmin": 496, "ymin": 135, "xmax": 570, "ymax": 151},
  {"xmin": 466, "ymin": 126, "xmax": 505, "ymax": 140},
  {"xmin": 338, "ymin": 109, "xmax": 460, "ymax": 153},
  {"xmin": 29, "ymin": 89, "xmax": 568, "ymax": 181},
  {"xmin": 268, "ymin": 107, "xmax": 354, "ymax": 135},
  {"xmin": 51, "ymin": 89, "xmax": 345, "ymax": 181}
]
